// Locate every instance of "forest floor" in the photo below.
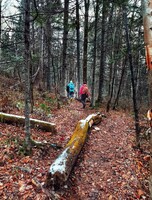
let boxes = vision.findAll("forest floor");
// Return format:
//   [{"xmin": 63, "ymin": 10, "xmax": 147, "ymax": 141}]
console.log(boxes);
[{"xmin": 0, "ymin": 76, "xmax": 150, "ymax": 200}]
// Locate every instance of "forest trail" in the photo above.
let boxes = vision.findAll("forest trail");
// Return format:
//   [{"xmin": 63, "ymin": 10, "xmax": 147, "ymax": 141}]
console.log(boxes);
[
  {"xmin": 0, "ymin": 97, "xmax": 149, "ymax": 199},
  {"xmin": 58, "ymin": 100, "xmax": 149, "ymax": 200}
]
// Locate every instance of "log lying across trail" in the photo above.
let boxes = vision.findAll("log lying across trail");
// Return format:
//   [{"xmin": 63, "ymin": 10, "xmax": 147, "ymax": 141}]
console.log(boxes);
[
  {"xmin": 45, "ymin": 112, "xmax": 102, "ymax": 189},
  {"xmin": 0, "ymin": 112, "xmax": 56, "ymax": 133}
]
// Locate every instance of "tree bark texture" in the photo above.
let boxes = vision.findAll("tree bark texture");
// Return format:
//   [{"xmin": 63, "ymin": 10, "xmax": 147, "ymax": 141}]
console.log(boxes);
[
  {"xmin": 61, "ymin": 0, "xmax": 69, "ymax": 96},
  {"xmin": 24, "ymin": 0, "xmax": 32, "ymax": 152},
  {"xmin": 0, "ymin": 0, "xmax": 1, "ymax": 61},
  {"xmin": 82, "ymin": 0, "xmax": 89, "ymax": 83},
  {"xmin": 123, "ymin": 4, "xmax": 140, "ymax": 147},
  {"xmin": 91, "ymin": 0, "xmax": 99, "ymax": 107},
  {"xmin": 98, "ymin": 1, "xmax": 107, "ymax": 102},
  {"xmin": 0, "ymin": 112, "xmax": 56, "ymax": 133},
  {"xmin": 142, "ymin": 1, "xmax": 152, "ymax": 198},
  {"xmin": 45, "ymin": 112, "xmax": 102, "ymax": 189},
  {"xmin": 148, "ymin": 70, "xmax": 152, "ymax": 108},
  {"xmin": 142, "ymin": 0, "xmax": 152, "ymax": 107},
  {"xmin": 45, "ymin": 0, "xmax": 52, "ymax": 91},
  {"xmin": 142, "ymin": 0, "xmax": 152, "ymax": 70},
  {"xmin": 76, "ymin": 0, "xmax": 81, "ymax": 92}
]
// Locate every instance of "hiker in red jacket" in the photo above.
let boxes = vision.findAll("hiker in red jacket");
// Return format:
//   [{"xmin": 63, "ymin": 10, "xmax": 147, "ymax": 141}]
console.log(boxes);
[{"xmin": 79, "ymin": 82, "xmax": 90, "ymax": 108}]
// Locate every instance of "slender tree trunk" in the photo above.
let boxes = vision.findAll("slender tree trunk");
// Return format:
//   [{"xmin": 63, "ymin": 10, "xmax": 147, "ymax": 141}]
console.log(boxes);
[
  {"xmin": 38, "ymin": 25, "xmax": 44, "ymax": 90},
  {"xmin": 123, "ymin": 4, "xmax": 140, "ymax": 147},
  {"xmin": 91, "ymin": 0, "xmax": 99, "ymax": 107},
  {"xmin": 106, "ymin": 62, "xmax": 116, "ymax": 112},
  {"xmin": 24, "ymin": 0, "xmax": 32, "ymax": 153},
  {"xmin": 113, "ymin": 58, "xmax": 127, "ymax": 110},
  {"xmin": 0, "ymin": 0, "xmax": 1, "ymax": 61},
  {"xmin": 141, "ymin": 0, "xmax": 152, "ymax": 107},
  {"xmin": 76, "ymin": 0, "xmax": 80, "ymax": 93},
  {"xmin": 61, "ymin": 0, "xmax": 69, "ymax": 96},
  {"xmin": 148, "ymin": 71, "xmax": 152, "ymax": 107},
  {"xmin": 98, "ymin": 1, "xmax": 107, "ymax": 102},
  {"xmin": 45, "ymin": 0, "xmax": 52, "ymax": 91},
  {"xmin": 106, "ymin": 2, "xmax": 114, "ymax": 98},
  {"xmin": 142, "ymin": 1, "xmax": 152, "ymax": 197},
  {"xmin": 29, "ymin": 20, "xmax": 35, "ymax": 113},
  {"xmin": 82, "ymin": 0, "xmax": 90, "ymax": 83},
  {"xmin": 107, "ymin": 11, "xmax": 123, "ymax": 111},
  {"xmin": 106, "ymin": 22, "xmax": 117, "ymax": 112},
  {"xmin": 52, "ymin": 57, "xmax": 56, "ymax": 86}
]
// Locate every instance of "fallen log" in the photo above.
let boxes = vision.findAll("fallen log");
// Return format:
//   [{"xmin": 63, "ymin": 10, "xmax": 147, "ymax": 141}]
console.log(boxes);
[
  {"xmin": 45, "ymin": 112, "xmax": 102, "ymax": 189},
  {"xmin": 0, "ymin": 112, "xmax": 56, "ymax": 133}
]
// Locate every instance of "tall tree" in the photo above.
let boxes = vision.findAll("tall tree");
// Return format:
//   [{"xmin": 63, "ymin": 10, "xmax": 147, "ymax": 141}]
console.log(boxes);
[
  {"xmin": 98, "ymin": 1, "xmax": 107, "ymax": 102},
  {"xmin": 123, "ymin": 3, "xmax": 140, "ymax": 147},
  {"xmin": 82, "ymin": 0, "xmax": 90, "ymax": 83},
  {"xmin": 45, "ymin": 0, "xmax": 52, "ymax": 91},
  {"xmin": 91, "ymin": 0, "xmax": 99, "ymax": 107},
  {"xmin": 0, "ymin": 0, "xmax": 2, "ymax": 61},
  {"xmin": 142, "ymin": 0, "xmax": 152, "ymax": 108},
  {"xmin": 142, "ymin": 0, "xmax": 152, "ymax": 198},
  {"xmin": 61, "ymin": 0, "xmax": 69, "ymax": 96},
  {"xmin": 76, "ymin": 0, "xmax": 80, "ymax": 92},
  {"xmin": 24, "ymin": 0, "xmax": 32, "ymax": 153}
]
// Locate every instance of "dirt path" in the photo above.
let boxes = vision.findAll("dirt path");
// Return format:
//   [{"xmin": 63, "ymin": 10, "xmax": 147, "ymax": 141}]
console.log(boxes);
[
  {"xmin": 57, "ymin": 100, "xmax": 149, "ymax": 199},
  {"xmin": 0, "ymin": 99, "xmax": 149, "ymax": 199}
]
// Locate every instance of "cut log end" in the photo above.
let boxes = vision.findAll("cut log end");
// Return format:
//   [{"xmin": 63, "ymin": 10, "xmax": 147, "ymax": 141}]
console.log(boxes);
[{"xmin": 45, "ymin": 171, "xmax": 67, "ymax": 190}]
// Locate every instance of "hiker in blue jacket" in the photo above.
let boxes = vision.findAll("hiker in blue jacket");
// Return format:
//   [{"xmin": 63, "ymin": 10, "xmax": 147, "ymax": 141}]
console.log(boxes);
[{"xmin": 67, "ymin": 80, "xmax": 75, "ymax": 98}]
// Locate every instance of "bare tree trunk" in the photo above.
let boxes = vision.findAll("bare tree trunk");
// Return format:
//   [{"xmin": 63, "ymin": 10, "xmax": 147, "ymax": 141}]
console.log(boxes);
[
  {"xmin": 76, "ymin": 0, "xmax": 81, "ymax": 93},
  {"xmin": 106, "ymin": 62, "xmax": 116, "ymax": 112},
  {"xmin": 38, "ymin": 25, "xmax": 44, "ymax": 90},
  {"xmin": 98, "ymin": 1, "xmax": 107, "ymax": 102},
  {"xmin": 91, "ymin": 0, "xmax": 99, "ymax": 107},
  {"xmin": 113, "ymin": 58, "xmax": 127, "ymax": 110},
  {"xmin": 148, "ymin": 71, "xmax": 152, "ymax": 108},
  {"xmin": 123, "ymin": 3, "xmax": 140, "ymax": 147},
  {"xmin": 61, "ymin": 0, "xmax": 69, "ymax": 96},
  {"xmin": 106, "ymin": 21, "xmax": 117, "ymax": 112},
  {"xmin": 0, "ymin": 0, "xmax": 1, "ymax": 61},
  {"xmin": 24, "ymin": 0, "xmax": 32, "ymax": 154},
  {"xmin": 82, "ymin": 0, "xmax": 90, "ymax": 83},
  {"xmin": 142, "ymin": 0, "xmax": 152, "ymax": 106},
  {"xmin": 45, "ymin": 0, "xmax": 52, "ymax": 92},
  {"xmin": 30, "ymin": 10, "xmax": 36, "ymax": 113},
  {"xmin": 142, "ymin": 1, "xmax": 152, "ymax": 197},
  {"xmin": 107, "ymin": 11, "xmax": 124, "ymax": 111}
]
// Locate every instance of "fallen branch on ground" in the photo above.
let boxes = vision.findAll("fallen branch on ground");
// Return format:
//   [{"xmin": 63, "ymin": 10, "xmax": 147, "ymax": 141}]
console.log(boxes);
[
  {"xmin": 45, "ymin": 112, "xmax": 102, "ymax": 189},
  {"xmin": 0, "ymin": 112, "xmax": 56, "ymax": 133}
]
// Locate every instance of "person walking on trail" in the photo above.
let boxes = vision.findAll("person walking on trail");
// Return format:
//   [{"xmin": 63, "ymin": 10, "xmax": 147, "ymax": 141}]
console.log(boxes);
[
  {"xmin": 67, "ymin": 80, "xmax": 75, "ymax": 98},
  {"xmin": 79, "ymin": 82, "xmax": 90, "ymax": 108}
]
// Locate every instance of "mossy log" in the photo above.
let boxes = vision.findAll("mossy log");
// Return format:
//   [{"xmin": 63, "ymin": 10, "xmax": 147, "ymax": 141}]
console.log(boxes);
[
  {"xmin": 0, "ymin": 112, "xmax": 56, "ymax": 133},
  {"xmin": 45, "ymin": 112, "xmax": 102, "ymax": 189}
]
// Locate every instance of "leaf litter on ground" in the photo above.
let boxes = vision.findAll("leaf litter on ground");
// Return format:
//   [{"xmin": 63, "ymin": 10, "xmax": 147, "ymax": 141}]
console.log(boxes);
[{"xmin": 0, "ymin": 83, "xmax": 150, "ymax": 199}]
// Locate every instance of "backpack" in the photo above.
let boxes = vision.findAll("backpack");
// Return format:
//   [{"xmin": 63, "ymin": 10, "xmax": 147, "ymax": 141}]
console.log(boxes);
[
  {"xmin": 69, "ymin": 83, "xmax": 75, "ymax": 92},
  {"xmin": 82, "ymin": 86, "xmax": 89, "ymax": 95}
]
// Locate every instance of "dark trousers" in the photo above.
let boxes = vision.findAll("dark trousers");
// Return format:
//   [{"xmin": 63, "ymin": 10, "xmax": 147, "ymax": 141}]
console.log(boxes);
[{"xmin": 81, "ymin": 94, "xmax": 88, "ymax": 108}]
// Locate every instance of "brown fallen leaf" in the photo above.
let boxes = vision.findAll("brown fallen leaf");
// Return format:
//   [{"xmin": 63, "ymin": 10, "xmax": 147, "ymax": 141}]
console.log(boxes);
[
  {"xmin": 137, "ymin": 189, "xmax": 144, "ymax": 198},
  {"xmin": 31, "ymin": 178, "xmax": 42, "ymax": 188},
  {"xmin": 18, "ymin": 180, "xmax": 26, "ymax": 192},
  {"xmin": 108, "ymin": 195, "xmax": 113, "ymax": 200},
  {"xmin": 143, "ymin": 155, "xmax": 150, "ymax": 161}
]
